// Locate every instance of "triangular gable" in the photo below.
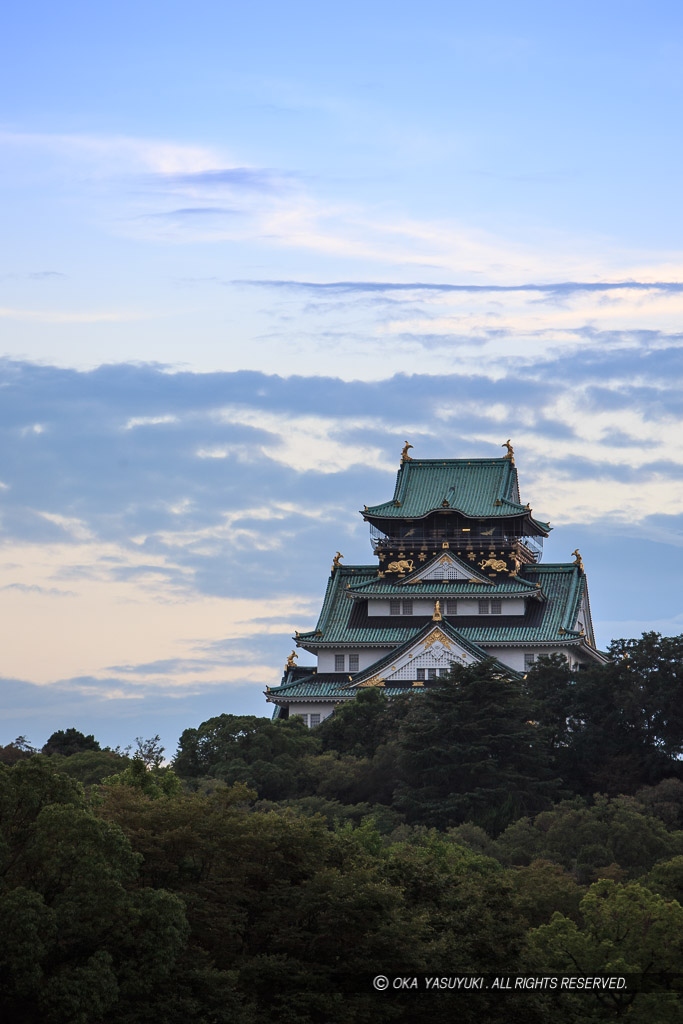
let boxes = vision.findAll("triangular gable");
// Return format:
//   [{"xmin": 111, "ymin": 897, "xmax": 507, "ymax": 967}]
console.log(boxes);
[
  {"xmin": 349, "ymin": 620, "xmax": 512, "ymax": 689},
  {"xmin": 404, "ymin": 550, "xmax": 489, "ymax": 584}
]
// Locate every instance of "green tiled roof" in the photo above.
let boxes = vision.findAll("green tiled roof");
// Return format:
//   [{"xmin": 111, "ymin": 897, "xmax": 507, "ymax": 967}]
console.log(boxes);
[
  {"xmin": 266, "ymin": 672, "xmax": 423, "ymax": 702},
  {"xmin": 363, "ymin": 457, "xmax": 550, "ymax": 532},
  {"xmin": 295, "ymin": 563, "xmax": 596, "ymax": 649},
  {"xmin": 347, "ymin": 577, "xmax": 540, "ymax": 599}
]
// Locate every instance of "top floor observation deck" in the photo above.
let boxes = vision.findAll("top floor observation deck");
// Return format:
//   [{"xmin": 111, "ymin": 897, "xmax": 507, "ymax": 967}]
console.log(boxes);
[{"xmin": 369, "ymin": 521, "xmax": 544, "ymax": 562}]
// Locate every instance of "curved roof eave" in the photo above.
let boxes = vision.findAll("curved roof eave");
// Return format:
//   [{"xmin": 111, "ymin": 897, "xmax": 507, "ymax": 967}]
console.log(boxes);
[{"xmin": 363, "ymin": 507, "xmax": 550, "ymax": 535}]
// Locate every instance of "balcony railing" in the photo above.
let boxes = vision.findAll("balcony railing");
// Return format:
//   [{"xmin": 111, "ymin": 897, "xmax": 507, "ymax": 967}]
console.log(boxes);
[{"xmin": 369, "ymin": 525, "xmax": 543, "ymax": 562}]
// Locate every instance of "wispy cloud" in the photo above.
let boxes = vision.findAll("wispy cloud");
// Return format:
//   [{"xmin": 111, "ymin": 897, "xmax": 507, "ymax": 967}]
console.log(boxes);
[
  {"xmin": 233, "ymin": 278, "xmax": 683, "ymax": 296},
  {"xmin": 155, "ymin": 167, "xmax": 295, "ymax": 192},
  {"xmin": 0, "ymin": 271, "xmax": 67, "ymax": 282},
  {"xmin": 8, "ymin": 129, "xmax": 683, "ymax": 286}
]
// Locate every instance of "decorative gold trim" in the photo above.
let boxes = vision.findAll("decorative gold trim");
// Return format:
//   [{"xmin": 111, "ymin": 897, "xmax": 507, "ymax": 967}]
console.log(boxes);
[
  {"xmin": 286, "ymin": 650, "xmax": 298, "ymax": 668},
  {"xmin": 432, "ymin": 600, "xmax": 442, "ymax": 621},
  {"xmin": 357, "ymin": 675, "xmax": 385, "ymax": 688},
  {"xmin": 479, "ymin": 556, "xmax": 506, "ymax": 572},
  {"xmin": 401, "ymin": 440, "xmax": 413, "ymax": 463},
  {"xmin": 423, "ymin": 627, "xmax": 452, "ymax": 650}
]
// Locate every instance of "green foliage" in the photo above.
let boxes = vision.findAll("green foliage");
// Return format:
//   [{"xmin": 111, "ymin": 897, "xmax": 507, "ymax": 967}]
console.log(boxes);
[
  {"xmin": 395, "ymin": 660, "xmax": 558, "ymax": 832},
  {"xmin": 0, "ymin": 735, "xmax": 38, "ymax": 764},
  {"xmin": 42, "ymin": 749, "xmax": 130, "ymax": 786},
  {"xmin": 505, "ymin": 859, "xmax": 585, "ymax": 928},
  {"xmin": 640, "ymin": 855, "xmax": 683, "ymax": 903},
  {"xmin": 0, "ymin": 758, "xmax": 199, "ymax": 1024},
  {"xmin": 527, "ymin": 634, "xmax": 683, "ymax": 797},
  {"xmin": 494, "ymin": 794, "xmax": 681, "ymax": 880},
  {"xmin": 174, "ymin": 713, "xmax": 321, "ymax": 799},
  {"xmin": 42, "ymin": 727, "xmax": 101, "ymax": 756},
  {"xmin": 525, "ymin": 880, "xmax": 683, "ymax": 1021},
  {"xmin": 635, "ymin": 777, "xmax": 683, "ymax": 828},
  {"xmin": 318, "ymin": 686, "xmax": 411, "ymax": 758},
  {"xmin": 254, "ymin": 793, "xmax": 403, "ymax": 834},
  {"xmin": 4, "ymin": 630, "xmax": 683, "ymax": 1021},
  {"xmin": 102, "ymin": 755, "xmax": 182, "ymax": 798},
  {"xmin": 133, "ymin": 734, "xmax": 165, "ymax": 769}
]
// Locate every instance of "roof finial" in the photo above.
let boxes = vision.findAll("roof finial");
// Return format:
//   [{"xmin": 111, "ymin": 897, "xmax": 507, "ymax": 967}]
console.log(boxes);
[
  {"xmin": 502, "ymin": 439, "xmax": 515, "ymax": 463},
  {"xmin": 572, "ymin": 548, "xmax": 584, "ymax": 573},
  {"xmin": 332, "ymin": 551, "xmax": 343, "ymax": 571},
  {"xmin": 286, "ymin": 650, "xmax": 298, "ymax": 669},
  {"xmin": 432, "ymin": 599, "xmax": 442, "ymax": 621},
  {"xmin": 401, "ymin": 441, "xmax": 413, "ymax": 463}
]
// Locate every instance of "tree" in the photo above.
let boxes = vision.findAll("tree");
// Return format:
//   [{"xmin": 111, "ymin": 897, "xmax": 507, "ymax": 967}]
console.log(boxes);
[
  {"xmin": 0, "ymin": 758, "xmax": 196, "ymax": 1024},
  {"xmin": 42, "ymin": 727, "xmax": 100, "ymax": 757},
  {"xmin": 505, "ymin": 859, "xmax": 584, "ymax": 928},
  {"xmin": 640, "ymin": 856, "xmax": 683, "ymax": 904},
  {"xmin": 395, "ymin": 660, "xmax": 559, "ymax": 832},
  {"xmin": 318, "ymin": 686, "xmax": 411, "ymax": 758},
  {"xmin": 173, "ymin": 714, "xmax": 321, "ymax": 799},
  {"xmin": 0, "ymin": 736, "xmax": 37, "ymax": 765},
  {"xmin": 524, "ymin": 635, "xmax": 683, "ymax": 797},
  {"xmin": 525, "ymin": 880, "xmax": 683, "ymax": 1021},
  {"xmin": 134, "ymin": 734, "xmax": 165, "ymax": 769},
  {"xmin": 493, "ymin": 794, "xmax": 680, "ymax": 881},
  {"xmin": 102, "ymin": 754, "xmax": 181, "ymax": 798},
  {"xmin": 42, "ymin": 748, "xmax": 131, "ymax": 786}
]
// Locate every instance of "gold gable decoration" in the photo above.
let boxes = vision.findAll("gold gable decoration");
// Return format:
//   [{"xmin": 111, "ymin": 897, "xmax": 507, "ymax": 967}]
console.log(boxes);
[{"xmin": 423, "ymin": 628, "xmax": 452, "ymax": 651}]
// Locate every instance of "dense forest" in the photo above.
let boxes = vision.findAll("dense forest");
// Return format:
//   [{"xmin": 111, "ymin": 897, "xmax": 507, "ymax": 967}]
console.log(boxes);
[{"xmin": 1, "ymin": 632, "xmax": 683, "ymax": 1023}]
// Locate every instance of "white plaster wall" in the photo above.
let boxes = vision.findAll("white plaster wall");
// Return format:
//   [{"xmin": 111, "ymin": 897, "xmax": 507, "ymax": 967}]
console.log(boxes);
[
  {"xmin": 288, "ymin": 702, "xmax": 336, "ymax": 724},
  {"xmin": 457, "ymin": 598, "xmax": 526, "ymax": 616},
  {"xmin": 317, "ymin": 649, "xmax": 382, "ymax": 672},
  {"xmin": 482, "ymin": 647, "xmax": 586, "ymax": 671}
]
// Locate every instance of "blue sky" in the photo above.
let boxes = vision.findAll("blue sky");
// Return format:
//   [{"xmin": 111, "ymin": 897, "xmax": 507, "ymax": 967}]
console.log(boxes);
[{"xmin": 1, "ymin": 1, "xmax": 682, "ymax": 756}]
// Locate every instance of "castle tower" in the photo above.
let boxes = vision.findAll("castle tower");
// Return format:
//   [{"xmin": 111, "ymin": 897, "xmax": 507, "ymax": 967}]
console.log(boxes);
[{"xmin": 266, "ymin": 444, "xmax": 604, "ymax": 725}]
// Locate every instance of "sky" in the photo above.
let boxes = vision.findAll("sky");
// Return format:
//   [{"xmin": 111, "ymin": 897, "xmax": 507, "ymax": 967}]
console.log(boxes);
[{"xmin": 1, "ymin": 1, "xmax": 683, "ymax": 756}]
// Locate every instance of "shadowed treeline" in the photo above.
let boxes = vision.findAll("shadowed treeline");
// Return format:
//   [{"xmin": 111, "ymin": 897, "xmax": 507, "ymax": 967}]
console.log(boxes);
[{"xmin": 1, "ymin": 633, "xmax": 683, "ymax": 1021}]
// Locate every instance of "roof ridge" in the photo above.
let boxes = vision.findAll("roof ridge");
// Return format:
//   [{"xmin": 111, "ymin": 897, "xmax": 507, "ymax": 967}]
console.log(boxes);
[
  {"xmin": 397, "ymin": 457, "xmax": 513, "ymax": 465},
  {"xmin": 527, "ymin": 562, "xmax": 580, "ymax": 571}
]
